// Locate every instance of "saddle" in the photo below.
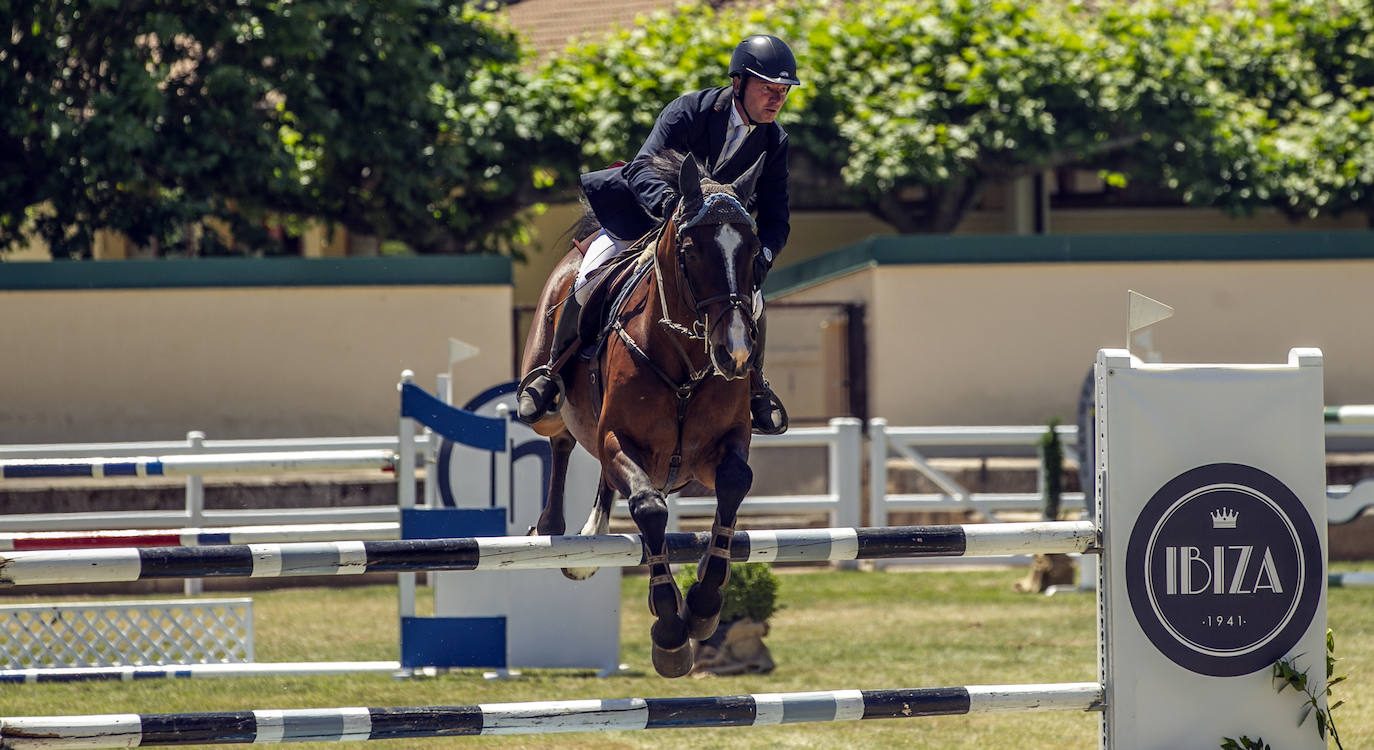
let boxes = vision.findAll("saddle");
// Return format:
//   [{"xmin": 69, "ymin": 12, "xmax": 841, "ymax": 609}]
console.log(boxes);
[
  {"xmin": 568, "ymin": 228, "xmax": 660, "ymax": 359},
  {"xmin": 555, "ymin": 226, "xmax": 661, "ymax": 424}
]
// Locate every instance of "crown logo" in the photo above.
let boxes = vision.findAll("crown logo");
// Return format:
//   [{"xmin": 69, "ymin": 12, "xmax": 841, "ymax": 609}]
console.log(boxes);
[{"xmin": 1211, "ymin": 507, "xmax": 1238, "ymax": 529}]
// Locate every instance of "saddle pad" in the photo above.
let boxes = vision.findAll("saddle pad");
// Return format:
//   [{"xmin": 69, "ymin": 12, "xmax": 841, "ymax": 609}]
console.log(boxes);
[{"xmin": 578, "ymin": 255, "xmax": 652, "ymax": 350}]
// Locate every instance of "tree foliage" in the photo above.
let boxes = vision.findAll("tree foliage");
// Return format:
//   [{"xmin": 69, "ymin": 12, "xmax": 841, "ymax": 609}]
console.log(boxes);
[
  {"xmin": 536, "ymin": 0, "xmax": 1374, "ymax": 233},
  {"xmin": 3, "ymin": 0, "xmax": 1371, "ymax": 259},
  {"xmin": 1147, "ymin": 0, "xmax": 1374, "ymax": 223},
  {"xmin": 0, "ymin": 0, "xmax": 568, "ymax": 258}
]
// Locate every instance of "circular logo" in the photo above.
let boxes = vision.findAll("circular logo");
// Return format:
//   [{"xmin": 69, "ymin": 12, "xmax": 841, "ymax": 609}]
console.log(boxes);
[{"xmin": 1126, "ymin": 463, "xmax": 1322, "ymax": 677}]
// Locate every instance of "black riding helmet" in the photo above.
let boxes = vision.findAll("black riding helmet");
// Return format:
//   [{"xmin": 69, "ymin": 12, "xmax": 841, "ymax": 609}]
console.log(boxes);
[{"xmin": 728, "ymin": 35, "xmax": 801, "ymax": 87}]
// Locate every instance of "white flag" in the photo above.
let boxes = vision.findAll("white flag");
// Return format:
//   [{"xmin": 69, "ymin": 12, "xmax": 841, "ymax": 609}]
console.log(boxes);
[
  {"xmin": 449, "ymin": 338, "xmax": 480, "ymax": 365},
  {"xmin": 1127, "ymin": 290, "xmax": 1174, "ymax": 337}
]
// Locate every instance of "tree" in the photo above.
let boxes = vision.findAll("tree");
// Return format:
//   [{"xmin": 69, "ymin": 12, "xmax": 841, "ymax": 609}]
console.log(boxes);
[
  {"xmin": 535, "ymin": 0, "xmax": 1374, "ymax": 235},
  {"xmin": 535, "ymin": 0, "xmax": 1219, "ymax": 233},
  {"xmin": 1145, "ymin": 0, "xmax": 1374, "ymax": 226},
  {"xmin": 0, "ymin": 0, "xmax": 572, "ymax": 258}
]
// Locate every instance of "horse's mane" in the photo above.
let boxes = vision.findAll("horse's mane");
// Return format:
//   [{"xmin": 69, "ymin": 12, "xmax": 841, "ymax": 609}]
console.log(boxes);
[
  {"xmin": 644, "ymin": 150, "xmax": 733, "ymax": 196},
  {"xmin": 572, "ymin": 150, "xmax": 732, "ymax": 241}
]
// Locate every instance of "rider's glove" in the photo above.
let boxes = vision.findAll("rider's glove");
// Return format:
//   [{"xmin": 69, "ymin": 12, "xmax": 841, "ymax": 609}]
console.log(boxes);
[
  {"xmin": 753, "ymin": 246, "xmax": 774, "ymax": 289},
  {"xmin": 656, "ymin": 190, "xmax": 680, "ymax": 218}
]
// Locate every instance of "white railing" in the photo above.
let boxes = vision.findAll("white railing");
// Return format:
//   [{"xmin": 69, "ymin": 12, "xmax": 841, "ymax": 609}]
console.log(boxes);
[
  {"xmin": 5, "ymin": 415, "xmax": 1374, "ymax": 539},
  {"xmin": 869, "ymin": 418, "xmax": 1374, "ymax": 527},
  {"xmin": 0, "ymin": 420, "xmax": 865, "ymax": 535},
  {"xmin": 869, "ymin": 419, "xmax": 1083, "ymax": 526},
  {"xmin": 0, "ymin": 432, "xmax": 424, "ymax": 533},
  {"xmin": 614, "ymin": 417, "xmax": 864, "ymax": 531}
]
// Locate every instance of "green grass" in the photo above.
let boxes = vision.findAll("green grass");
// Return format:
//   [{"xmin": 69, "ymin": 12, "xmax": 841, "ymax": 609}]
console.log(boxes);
[{"xmin": 3, "ymin": 564, "xmax": 1372, "ymax": 749}]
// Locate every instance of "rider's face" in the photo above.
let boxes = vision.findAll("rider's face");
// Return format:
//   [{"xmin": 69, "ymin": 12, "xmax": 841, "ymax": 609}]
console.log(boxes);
[{"xmin": 735, "ymin": 77, "xmax": 790, "ymax": 124}]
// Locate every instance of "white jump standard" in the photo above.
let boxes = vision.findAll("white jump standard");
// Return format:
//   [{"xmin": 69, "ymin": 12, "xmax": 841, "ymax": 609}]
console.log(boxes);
[{"xmin": 0, "ymin": 522, "xmax": 1096, "ymax": 586}]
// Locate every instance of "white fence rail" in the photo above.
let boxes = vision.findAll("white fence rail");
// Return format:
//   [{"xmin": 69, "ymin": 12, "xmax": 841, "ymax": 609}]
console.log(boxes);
[
  {"xmin": 4, "ymin": 416, "xmax": 1374, "ymax": 538},
  {"xmin": 615, "ymin": 418, "xmax": 864, "ymax": 530},
  {"xmin": 868, "ymin": 419, "xmax": 1083, "ymax": 526}
]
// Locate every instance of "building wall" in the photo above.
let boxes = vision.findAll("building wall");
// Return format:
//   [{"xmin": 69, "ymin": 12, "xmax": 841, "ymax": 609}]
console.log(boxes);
[
  {"xmin": 0, "ymin": 259, "xmax": 513, "ymax": 443},
  {"xmin": 511, "ymin": 201, "xmax": 1364, "ymax": 308},
  {"xmin": 781, "ymin": 255, "xmax": 1374, "ymax": 426}
]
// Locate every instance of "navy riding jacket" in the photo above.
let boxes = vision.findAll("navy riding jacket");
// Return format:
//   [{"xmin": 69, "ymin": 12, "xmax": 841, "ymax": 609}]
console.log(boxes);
[{"xmin": 580, "ymin": 86, "xmax": 790, "ymax": 255}]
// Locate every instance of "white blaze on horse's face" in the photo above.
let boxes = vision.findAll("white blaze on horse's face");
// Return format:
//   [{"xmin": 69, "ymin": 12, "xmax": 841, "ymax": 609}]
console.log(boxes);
[
  {"xmin": 714, "ymin": 224, "xmax": 744, "ymax": 295},
  {"xmin": 711, "ymin": 223, "xmax": 753, "ymax": 379}
]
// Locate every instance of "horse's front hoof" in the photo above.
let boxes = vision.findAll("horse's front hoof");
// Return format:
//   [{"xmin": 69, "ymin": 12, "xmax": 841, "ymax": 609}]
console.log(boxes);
[
  {"xmin": 561, "ymin": 566, "xmax": 599, "ymax": 581},
  {"xmin": 685, "ymin": 583, "xmax": 723, "ymax": 640},
  {"xmin": 650, "ymin": 622, "xmax": 695, "ymax": 678}
]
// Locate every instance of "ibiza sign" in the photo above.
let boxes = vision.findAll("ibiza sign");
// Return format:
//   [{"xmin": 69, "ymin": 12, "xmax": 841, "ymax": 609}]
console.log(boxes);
[{"xmin": 1126, "ymin": 463, "xmax": 1323, "ymax": 677}]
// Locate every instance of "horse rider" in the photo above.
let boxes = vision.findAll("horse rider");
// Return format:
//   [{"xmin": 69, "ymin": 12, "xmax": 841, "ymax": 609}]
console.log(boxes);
[{"xmin": 517, "ymin": 33, "xmax": 799, "ymax": 435}]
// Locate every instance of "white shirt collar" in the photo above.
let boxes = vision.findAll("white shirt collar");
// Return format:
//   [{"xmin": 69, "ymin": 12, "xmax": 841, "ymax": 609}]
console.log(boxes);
[{"xmin": 729, "ymin": 101, "xmax": 755, "ymax": 134}]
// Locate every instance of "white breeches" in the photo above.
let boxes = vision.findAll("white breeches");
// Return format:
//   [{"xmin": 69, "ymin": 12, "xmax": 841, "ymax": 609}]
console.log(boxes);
[{"xmin": 573, "ymin": 229, "xmax": 633, "ymax": 304}]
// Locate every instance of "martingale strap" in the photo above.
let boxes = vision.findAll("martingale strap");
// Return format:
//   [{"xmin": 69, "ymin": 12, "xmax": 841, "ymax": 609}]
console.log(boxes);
[{"xmin": 612, "ymin": 320, "xmax": 702, "ymax": 493}]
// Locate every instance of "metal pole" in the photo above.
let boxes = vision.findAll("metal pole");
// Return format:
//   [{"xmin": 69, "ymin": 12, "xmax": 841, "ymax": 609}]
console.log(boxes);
[
  {"xmin": 396, "ymin": 372, "xmax": 417, "ymax": 620},
  {"xmin": 184, "ymin": 431, "xmax": 205, "ymax": 597}
]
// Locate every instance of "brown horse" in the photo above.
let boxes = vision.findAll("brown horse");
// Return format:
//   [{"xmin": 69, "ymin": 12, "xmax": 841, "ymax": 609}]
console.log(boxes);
[{"xmin": 520, "ymin": 152, "xmax": 765, "ymax": 677}]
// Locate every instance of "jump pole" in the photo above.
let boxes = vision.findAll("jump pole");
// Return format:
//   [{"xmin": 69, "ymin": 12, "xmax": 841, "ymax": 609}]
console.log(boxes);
[
  {"xmin": 0, "ymin": 683, "xmax": 1103, "ymax": 748},
  {"xmin": 0, "ymin": 522, "xmax": 1096, "ymax": 586}
]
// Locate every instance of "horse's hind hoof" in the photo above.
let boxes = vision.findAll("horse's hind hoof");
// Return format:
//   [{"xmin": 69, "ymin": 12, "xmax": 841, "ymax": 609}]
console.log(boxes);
[
  {"xmin": 685, "ymin": 584, "xmax": 723, "ymax": 640},
  {"xmin": 650, "ymin": 635, "xmax": 695, "ymax": 678},
  {"xmin": 687, "ymin": 611, "xmax": 721, "ymax": 641},
  {"xmin": 561, "ymin": 566, "xmax": 599, "ymax": 581}
]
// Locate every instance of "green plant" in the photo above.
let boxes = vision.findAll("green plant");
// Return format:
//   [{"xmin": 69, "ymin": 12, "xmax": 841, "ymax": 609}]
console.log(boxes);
[
  {"xmin": 1039, "ymin": 417, "xmax": 1064, "ymax": 521},
  {"xmin": 677, "ymin": 562, "xmax": 783, "ymax": 625},
  {"xmin": 1222, "ymin": 629, "xmax": 1346, "ymax": 750}
]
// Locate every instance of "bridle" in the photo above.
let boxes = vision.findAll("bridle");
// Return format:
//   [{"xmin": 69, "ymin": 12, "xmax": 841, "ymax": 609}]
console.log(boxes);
[{"xmin": 653, "ymin": 191, "xmax": 760, "ymax": 358}]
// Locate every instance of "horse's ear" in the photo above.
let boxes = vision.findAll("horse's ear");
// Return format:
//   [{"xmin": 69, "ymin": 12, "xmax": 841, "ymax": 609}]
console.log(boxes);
[
  {"xmin": 678, "ymin": 156, "xmax": 704, "ymax": 211},
  {"xmin": 730, "ymin": 154, "xmax": 766, "ymax": 202}
]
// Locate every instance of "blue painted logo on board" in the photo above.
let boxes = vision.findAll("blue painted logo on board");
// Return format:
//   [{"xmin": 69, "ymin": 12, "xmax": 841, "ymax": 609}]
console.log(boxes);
[{"xmin": 1126, "ymin": 463, "xmax": 1322, "ymax": 677}]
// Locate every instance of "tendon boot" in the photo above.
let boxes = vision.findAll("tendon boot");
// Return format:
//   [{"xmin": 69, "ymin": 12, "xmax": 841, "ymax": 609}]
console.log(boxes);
[
  {"xmin": 517, "ymin": 296, "xmax": 583, "ymax": 424},
  {"xmin": 748, "ymin": 312, "xmax": 788, "ymax": 435}
]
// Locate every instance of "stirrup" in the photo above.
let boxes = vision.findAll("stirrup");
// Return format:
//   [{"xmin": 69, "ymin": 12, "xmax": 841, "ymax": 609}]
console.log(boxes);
[
  {"xmin": 516, "ymin": 364, "xmax": 566, "ymax": 424},
  {"xmin": 750, "ymin": 386, "xmax": 788, "ymax": 435}
]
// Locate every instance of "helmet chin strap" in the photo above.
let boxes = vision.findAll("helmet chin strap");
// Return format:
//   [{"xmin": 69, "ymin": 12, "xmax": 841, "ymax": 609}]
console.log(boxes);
[{"xmin": 732, "ymin": 76, "xmax": 765, "ymax": 127}]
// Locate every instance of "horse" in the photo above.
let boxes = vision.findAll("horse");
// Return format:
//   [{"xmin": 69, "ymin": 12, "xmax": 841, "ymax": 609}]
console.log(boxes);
[{"xmin": 520, "ymin": 151, "xmax": 765, "ymax": 677}]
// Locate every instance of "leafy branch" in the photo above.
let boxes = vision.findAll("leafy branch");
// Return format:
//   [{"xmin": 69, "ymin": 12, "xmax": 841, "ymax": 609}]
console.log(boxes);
[{"xmin": 1222, "ymin": 629, "xmax": 1346, "ymax": 750}]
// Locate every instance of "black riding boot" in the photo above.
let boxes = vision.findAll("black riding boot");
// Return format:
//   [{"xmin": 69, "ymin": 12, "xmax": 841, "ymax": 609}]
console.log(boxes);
[
  {"xmin": 749, "ymin": 311, "xmax": 788, "ymax": 435},
  {"xmin": 517, "ymin": 296, "xmax": 583, "ymax": 424}
]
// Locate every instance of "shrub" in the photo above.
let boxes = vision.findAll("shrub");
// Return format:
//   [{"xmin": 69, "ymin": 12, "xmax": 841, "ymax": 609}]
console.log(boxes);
[{"xmin": 677, "ymin": 562, "xmax": 783, "ymax": 624}]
